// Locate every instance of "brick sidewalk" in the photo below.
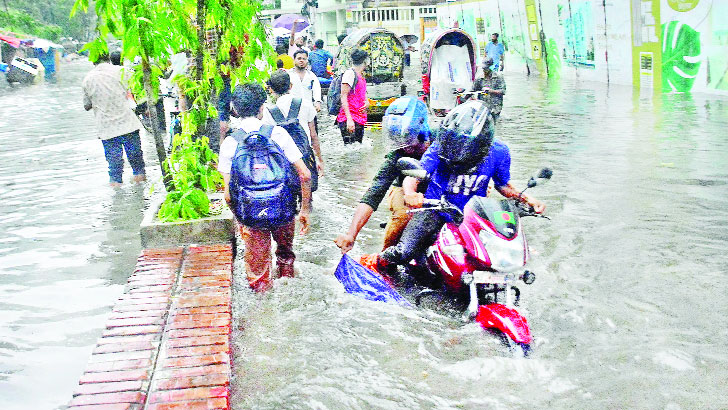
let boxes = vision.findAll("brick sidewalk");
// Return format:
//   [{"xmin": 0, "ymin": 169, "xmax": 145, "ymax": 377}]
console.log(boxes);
[{"xmin": 67, "ymin": 244, "xmax": 233, "ymax": 410}]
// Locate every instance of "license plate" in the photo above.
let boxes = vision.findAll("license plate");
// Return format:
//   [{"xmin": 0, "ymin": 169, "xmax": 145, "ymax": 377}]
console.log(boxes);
[{"xmin": 472, "ymin": 271, "xmax": 507, "ymax": 284}]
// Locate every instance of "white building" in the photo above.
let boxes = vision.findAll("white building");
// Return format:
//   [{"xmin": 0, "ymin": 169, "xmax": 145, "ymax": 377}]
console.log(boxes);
[
  {"xmin": 261, "ymin": 0, "xmax": 440, "ymax": 53},
  {"xmin": 315, "ymin": 1, "xmax": 439, "ymax": 49}
]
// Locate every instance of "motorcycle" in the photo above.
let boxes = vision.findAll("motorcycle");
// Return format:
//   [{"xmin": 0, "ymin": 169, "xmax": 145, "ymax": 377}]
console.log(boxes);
[{"xmin": 396, "ymin": 157, "xmax": 552, "ymax": 355}]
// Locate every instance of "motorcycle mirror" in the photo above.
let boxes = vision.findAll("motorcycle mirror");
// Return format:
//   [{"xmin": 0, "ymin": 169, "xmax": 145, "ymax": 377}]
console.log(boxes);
[
  {"xmin": 537, "ymin": 168, "xmax": 553, "ymax": 179},
  {"xmin": 397, "ymin": 157, "xmax": 424, "ymax": 172},
  {"xmin": 527, "ymin": 177, "xmax": 537, "ymax": 188}
]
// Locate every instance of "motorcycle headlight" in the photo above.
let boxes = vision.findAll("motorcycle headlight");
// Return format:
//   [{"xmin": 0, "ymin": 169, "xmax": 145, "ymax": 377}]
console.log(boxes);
[{"xmin": 479, "ymin": 230, "xmax": 525, "ymax": 272}]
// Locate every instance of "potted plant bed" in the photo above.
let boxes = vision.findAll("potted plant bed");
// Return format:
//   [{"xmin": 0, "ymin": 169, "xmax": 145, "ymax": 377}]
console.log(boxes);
[{"xmin": 140, "ymin": 192, "xmax": 235, "ymax": 248}]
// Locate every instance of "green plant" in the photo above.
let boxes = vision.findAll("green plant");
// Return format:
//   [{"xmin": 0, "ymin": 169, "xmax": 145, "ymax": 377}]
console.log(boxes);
[
  {"xmin": 0, "ymin": 9, "xmax": 63, "ymax": 40},
  {"xmin": 157, "ymin": 134, "xmax": 223, "ymax": 221}
]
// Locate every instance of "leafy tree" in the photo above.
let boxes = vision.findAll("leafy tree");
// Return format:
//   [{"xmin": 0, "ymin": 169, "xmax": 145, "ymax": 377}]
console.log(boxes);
[
  {"xmin": 4, "ymin": 0, "xmax": 94, "ymax": 40},
  {"xmin": 72, "ymin": 0, "xmax": 274, "ymax": 220},
  {"xmin": 0, "ymin": 8, "xmax": 64, "ymax": 40}
]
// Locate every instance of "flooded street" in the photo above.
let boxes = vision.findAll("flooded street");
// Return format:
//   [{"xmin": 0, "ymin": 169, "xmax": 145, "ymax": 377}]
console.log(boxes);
[
  {"xmin": 0, "ymin": 61, "xmax": 162, "ymax": 409},
  {"xmin": 2, "ymin": 60, "xmax": 728, "ymax": 409}
]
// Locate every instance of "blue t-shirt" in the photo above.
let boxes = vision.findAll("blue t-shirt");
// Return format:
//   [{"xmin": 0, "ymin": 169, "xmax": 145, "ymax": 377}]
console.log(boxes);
[
  {"xmin": 485, "ymin": 42, "xmax": 505, "ymax": 69},
  {"xmin": 309, "ymin": 49, "xmax": 334, "ymax": 78},
  {"xmin": 419, "ymin": 140, "xmax": 511, "ymax": 210}
]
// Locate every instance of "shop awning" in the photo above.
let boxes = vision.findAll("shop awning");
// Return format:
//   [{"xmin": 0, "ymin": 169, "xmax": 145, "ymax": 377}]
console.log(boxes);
[{"xmin": 0, "ymin": 34, "xmax": 22, "ymax": 48}]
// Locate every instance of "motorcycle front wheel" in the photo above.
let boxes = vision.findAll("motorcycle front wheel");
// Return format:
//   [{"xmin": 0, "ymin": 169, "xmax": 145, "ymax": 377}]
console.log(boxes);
[{"xmin": 499, "ymin": 332, "xmax": 531, "ymax": 357}]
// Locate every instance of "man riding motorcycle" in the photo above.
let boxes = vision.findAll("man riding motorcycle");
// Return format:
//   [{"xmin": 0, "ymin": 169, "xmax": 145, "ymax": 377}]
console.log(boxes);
[
  {"xmin": 335, "ymin": 96, "xmax": 431, "ymax": 253},
  {"xmin": 369, "ymin": 100, "xmax": 545, "ymax": 274}
]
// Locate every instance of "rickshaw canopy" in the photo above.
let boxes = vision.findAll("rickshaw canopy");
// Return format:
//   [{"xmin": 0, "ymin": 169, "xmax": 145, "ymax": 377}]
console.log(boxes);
[{"xmin": 421, "ymin": 28, "xmax": 476, "ymax": 82}]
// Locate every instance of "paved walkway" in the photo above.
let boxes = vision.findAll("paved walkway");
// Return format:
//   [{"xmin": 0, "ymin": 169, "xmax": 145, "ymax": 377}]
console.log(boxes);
[{"xmin": 67, "ymin": 244, "xmax": 233, "ymax": 410}]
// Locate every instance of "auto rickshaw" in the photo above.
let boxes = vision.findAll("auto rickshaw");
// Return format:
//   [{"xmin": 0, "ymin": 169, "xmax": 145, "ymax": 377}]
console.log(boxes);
[
  {"xmin": 336, "ymin": 28, "xmax": 406, "ymax": 116},
  {"xmin": 420, "ymin": 28, "xmax": 476, "ymax": 116}
]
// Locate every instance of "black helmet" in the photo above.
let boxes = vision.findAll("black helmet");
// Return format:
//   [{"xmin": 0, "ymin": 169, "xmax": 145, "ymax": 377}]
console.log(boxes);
[{"xmin": 436, "ymin": 100, "xmax": 495, "ymax": 173}]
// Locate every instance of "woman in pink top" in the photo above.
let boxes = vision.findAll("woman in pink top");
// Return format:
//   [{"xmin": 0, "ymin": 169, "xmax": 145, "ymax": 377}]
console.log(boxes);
[{"xmin": 337, "ymin": 49, "xmax": 369, "ymax": 144}]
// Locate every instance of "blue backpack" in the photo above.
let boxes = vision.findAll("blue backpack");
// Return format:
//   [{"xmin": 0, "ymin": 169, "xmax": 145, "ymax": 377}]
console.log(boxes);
[
  {"xmin": 327, "ymin": 68, "xmax": 358, "ymax": 115},
  {"xmin": 229, "ymin": 124, "xmax": 300, "ymax": 229},
  {"xmin": 268, "ymin": 98, "xmax": 318, "ymax": 192}
]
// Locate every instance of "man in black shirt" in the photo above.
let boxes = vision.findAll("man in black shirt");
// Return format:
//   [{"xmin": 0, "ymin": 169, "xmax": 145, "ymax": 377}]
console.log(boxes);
[{"xmin": 335, "ymin": 97, "xmax": 431, "ymax": 253}]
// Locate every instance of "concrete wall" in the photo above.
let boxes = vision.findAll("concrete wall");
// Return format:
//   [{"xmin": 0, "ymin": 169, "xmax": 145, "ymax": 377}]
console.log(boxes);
[{"xmin": 435, "ymin": 0, "xmax": 728, "ymax": 95}]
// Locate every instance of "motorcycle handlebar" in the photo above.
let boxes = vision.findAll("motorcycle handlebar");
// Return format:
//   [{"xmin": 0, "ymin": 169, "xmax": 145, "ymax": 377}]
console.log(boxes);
[
  {"xmin": 422, "ymin": 199, "xmax": 440, "ymax": 207},
  {"xmin": 453, "ymin": 90, "xmax": 488, "ymax": 97},
  {"xmin": 515, "ymin": 201, "xmax": 550, "ymax": 220}
]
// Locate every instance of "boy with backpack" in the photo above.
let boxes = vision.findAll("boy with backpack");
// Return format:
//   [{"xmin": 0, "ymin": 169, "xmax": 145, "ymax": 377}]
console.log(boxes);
[
  {"xmin": 327, "ymin": 48, "xmax": 369, "ymax": 144},
  {"xmin": 219, "ymin": 83, "xmax": 312, "ymax": 292},
  {"xmin": 265, "ymin": 71, "xmax": 324, "ymax": 192}
]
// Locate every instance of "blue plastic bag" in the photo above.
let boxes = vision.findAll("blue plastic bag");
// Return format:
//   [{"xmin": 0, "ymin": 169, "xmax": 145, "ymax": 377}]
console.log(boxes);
[{"xmin": 334, "ymin": 255, "xmax": 411, "ymax": 306}]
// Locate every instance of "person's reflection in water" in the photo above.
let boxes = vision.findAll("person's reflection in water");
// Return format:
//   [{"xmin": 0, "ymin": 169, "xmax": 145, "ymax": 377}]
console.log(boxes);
[{"xmin": 97, "ymin": 185, "xmax": 147, "ymax": 285}]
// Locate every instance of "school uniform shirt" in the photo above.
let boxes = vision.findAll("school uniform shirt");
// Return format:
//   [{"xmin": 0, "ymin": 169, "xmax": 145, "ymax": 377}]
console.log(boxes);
[
  {"xmin": 218, "ymin": 117, "xmax": 303, "ymax": 174},
  {"xmin": 287, "ymin": 68, "xmax": 322, "ymax": 109},
  {"xmin": 82, "ymin": 63, "xmax": 140, "ymax": 140},
  {"xmin": 262, "ymin": 94, "xmax": 316, "ymax": 140}
]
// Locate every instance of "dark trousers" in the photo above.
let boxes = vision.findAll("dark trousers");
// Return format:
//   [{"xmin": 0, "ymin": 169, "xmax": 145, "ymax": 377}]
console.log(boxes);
[
  {"xmin": 337, "ymin": 120, "xmax": 365, "ymax": 144},
  {"xmin": 101, "ymin": 130, "xmax": 146, "ymax": 183},
  {"xmin": 380, "ymin": 209, "xmax": 446, "ymax": 265}
]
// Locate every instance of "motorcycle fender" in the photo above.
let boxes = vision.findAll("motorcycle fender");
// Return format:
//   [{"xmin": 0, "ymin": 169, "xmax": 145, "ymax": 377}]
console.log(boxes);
[
  {"xmin": 428, "ymin": 223, "xmax": 470, "ymax": 292},
  {"xmin": 475, "ymin": 303, "xmax": 532, "ymax": 344}
]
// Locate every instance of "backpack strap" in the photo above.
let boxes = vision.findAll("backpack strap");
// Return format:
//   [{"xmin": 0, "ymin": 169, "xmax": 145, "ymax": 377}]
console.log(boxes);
[
  {"xmin": 229, "ymin": 124, "xmax": 273, "ymax": 145},
  {"xmin": 258, "ymin": 124, "xmax": 274, "ymax": 139},
  {"xmin": 230, "ymin": 128, "xmax": 249, "ymax": 144},
  {"xmin": 268, "ymin": 105, "xmax": 286, "ymax": 124},
  {"xmin": 349, "ymin": 69, "xmax": 358, "ymax": 91},
  {"xmin": 288, "ymin": 98, "xmax": 302, "ymax": 120}
]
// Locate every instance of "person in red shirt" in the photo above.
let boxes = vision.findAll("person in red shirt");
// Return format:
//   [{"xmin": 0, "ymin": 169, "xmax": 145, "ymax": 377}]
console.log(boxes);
[{"xmin": 336, "ymin": 48, "xmax": 369, "ymax": 144}]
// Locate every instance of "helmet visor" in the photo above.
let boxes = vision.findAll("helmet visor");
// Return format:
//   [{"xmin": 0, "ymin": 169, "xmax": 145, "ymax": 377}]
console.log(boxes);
[{"xmin": 384, "ymin": 114, "xmax": 418, "ymax": 150}]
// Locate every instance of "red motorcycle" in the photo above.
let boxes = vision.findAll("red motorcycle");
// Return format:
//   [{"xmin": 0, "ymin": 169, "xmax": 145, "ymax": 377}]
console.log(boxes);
[{"xmin": 398, "ymin": 158, "xmax": 552, "ymax": 355}]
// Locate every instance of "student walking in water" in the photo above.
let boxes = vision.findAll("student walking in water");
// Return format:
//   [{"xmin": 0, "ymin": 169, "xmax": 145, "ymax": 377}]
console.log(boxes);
[{"xmin": 336, "ymin": 48, "xmax": 369, "ymax": 144}]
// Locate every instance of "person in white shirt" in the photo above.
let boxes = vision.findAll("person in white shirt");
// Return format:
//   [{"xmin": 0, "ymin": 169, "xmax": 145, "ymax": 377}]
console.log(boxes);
[
  {"xmin": 265, "ymin": 70, "xmax": 324, "ymax": 188},
  {"xmin": 220, "ymin": 83, "xmax": 312, "ymax": 292},
  {"xmin": 288, "ymin": 49, "xmax": 322, "ymax": 131},
  {"xmin": 288, "ymin": 21, "xmax": 310, "ymax": 57},
  {"xmin": 82, "ymin": 53, "xmax": 146, "ymax": 187}
]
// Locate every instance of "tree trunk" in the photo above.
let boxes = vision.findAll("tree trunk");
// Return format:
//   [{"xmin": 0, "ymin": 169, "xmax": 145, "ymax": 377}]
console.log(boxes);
[
  {"xmin": 195, "ymin": 0, "xmax": 205, "ymax": 82},
  {"xmin": 193, "ymin": 0, "xmax": 207, "ymax": 141},
  {"xmin": 141, "ymin": 58, "xmax": 174, "ymax": 191}
]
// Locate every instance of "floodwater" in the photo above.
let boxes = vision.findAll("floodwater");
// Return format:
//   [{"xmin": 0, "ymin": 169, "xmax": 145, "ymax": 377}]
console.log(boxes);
[
  {"xmin": 0, "ymin": 61, "xmax": 161, "ymax": 409},
  {"xmin": 1, "ymin": 60, "xmax": 728, "ymax": 410}
]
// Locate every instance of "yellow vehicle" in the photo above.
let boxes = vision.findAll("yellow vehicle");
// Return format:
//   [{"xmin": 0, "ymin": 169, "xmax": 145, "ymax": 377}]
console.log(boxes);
[{"xmin": 335, "ymin": 28, "xmax": 406, "ymax": 117}]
